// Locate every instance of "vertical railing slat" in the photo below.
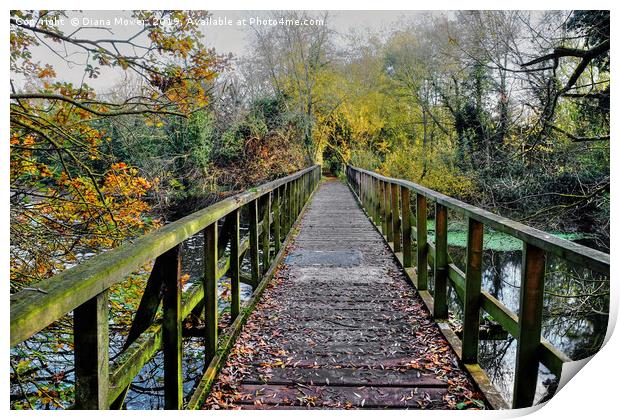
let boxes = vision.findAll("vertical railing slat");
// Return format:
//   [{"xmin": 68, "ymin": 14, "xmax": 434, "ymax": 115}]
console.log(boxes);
[
  {"xmin": 162, "ymin": 245, "xmax": 183, "ymax": 409},
  {"xmin": 261, "ymin": 193, "xmax": 271, "ymax": 274},
  {"xmin": 273, "ymin": 187, "xmax": 281, "ymax": 254},
  {"xmin": 401, "ymin": 186, "xmax": 412, "ymax": 267},
  {"xmin": 391, "ymin": 183, "xmax": 401, "ymax": 252},
  {"xmin": 73, "ymin": 290, "xmax": 110, "ymax": 409},
  {"xmin": 230, "ymin": 208, "xmax": 241, "ymax": 321},
  {"xmin": 249, "ymin": 200, "xmax": 260, "ymax": 285},
  {"xmin": 204, "ymin": 222, "xmax": 218, "ymax": 362},
  {"xmin": 385, "ymin": 183, "xmax": 393, "ymax": 243},
  {"xmin": 434, "ymin": 203, "xmax": 448, "ymax": 320},
  {"xmin": 380, "ymin": 181, "xmax": 388, "ymax": 235},
  {"xmin": 462, "ymin": 217, "xmax": 483, "ymax": 364},
  {"xmin": 513, "ymin": 243, "xmax": 546, "ymax": 408},
  {"xmin": 416, "ymin": 193, "xmax": 428, "ymax": 290}
]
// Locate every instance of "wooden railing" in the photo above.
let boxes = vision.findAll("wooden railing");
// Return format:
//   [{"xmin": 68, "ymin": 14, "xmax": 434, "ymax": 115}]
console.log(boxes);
[
  {"xmin": 10, "ymin": 165, "xmax": 322, "ymax": 409},
  {"xmin": 346, "ymin": 165, "xmax": 609, "ymax": 409}
]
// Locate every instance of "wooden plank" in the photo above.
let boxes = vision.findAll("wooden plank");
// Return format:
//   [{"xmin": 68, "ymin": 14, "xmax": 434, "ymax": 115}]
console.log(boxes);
[
  {"xmin": 233, "ymin": 384, "xmax": 449, "ymax": 408},
  {"xmin": 162, "ymin": 245, "xmax": 183, "ymax": 409},
  {"xmin": 385, "ymin": 182, "xmax": 393, "ymax": 242},
  {"xmin": 241, "ymin": 367, "xmax": 447, "ymax": 387},
  {"xmin": 73, "ymin": 290, "xmax": 109, "ymax": 409},
  {"xmin": 538, "ymin": 340, "xmax": 570, "ymax": 378},
  {"xmin": 434, "ymin": 203, "xmax": 448, "ymax": 320},
  {"xmin": 273, "ymin": 187, "xmax": 281, "ymax": 254},
  {"xmin": 462, "ymin": 218, "xmax": 483, "ymax": 364},
  {"xmin": 513, "ymin": 243, "xmax": 546, "ymax": 408},
  {"xmin": 416, "ymin": 193, "xmax": 428, "ymax": 290},
  {"xmin": 204, "ymin": 222, "xmax": 218, "ymax": 362},
  {"xmin": 463, "ymin": 364, "xmax": 510, "ymax": 409},
  {"xmin": 380, "ymin": 181, "xmax": 388, "ymax": 235},
  {"xmin": 374, "ymin": 177, "xmax": 381, "ymax": 225}
]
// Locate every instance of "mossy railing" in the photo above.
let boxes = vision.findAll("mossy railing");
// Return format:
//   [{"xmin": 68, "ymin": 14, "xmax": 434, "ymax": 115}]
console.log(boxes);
[
  {"xmin": 10, "ymin": 165, "xmax": 322, "ymax": 409},
  {"xmin": 346, "ymin": 165, "xmax": 609, "ymax": 409}
]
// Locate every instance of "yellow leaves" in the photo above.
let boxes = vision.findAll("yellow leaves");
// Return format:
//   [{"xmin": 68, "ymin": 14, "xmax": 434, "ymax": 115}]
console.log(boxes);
[
  {"xmin": 381, "ymin": 144, "xmax": 478, "ymax": 200},
  {"xmin": 180, "ymin": 273, "xmax": 190, "ymax": 287},
  {"xmin": 36, "ymin": 64, "xmax": 56, "ymax": 79}
]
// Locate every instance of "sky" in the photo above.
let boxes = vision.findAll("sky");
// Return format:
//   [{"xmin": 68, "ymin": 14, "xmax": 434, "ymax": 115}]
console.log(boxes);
[{"xmin": 13, "ymin": 10, "xmax": 427, "ymax": 93}]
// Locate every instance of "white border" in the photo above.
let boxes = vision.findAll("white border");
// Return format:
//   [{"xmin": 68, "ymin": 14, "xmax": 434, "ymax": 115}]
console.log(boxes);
[{"xmin": 3, "ymin": 1, "xmax": 617, "ymax": 419}]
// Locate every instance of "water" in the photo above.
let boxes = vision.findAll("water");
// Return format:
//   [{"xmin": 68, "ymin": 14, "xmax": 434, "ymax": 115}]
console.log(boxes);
[
  {"xmin": 425, "ymin": 225, "xmax": 609, "ymax": 406},
  {"xmin": 122, "ymin": 231, "xmax": 256, "ymax": 409}
]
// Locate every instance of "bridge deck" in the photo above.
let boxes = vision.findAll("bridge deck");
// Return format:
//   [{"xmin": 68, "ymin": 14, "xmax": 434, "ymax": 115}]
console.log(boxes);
[{"xmin": 204, "ymin": 179, "xmax": 486, "ymax": 409}]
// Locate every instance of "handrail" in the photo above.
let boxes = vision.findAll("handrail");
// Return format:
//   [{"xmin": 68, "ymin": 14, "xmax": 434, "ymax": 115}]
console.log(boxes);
[
  {"xmin": 10, "ymin": 164, "xmax": 322, "ymax": 409},
  {"xmin": 345, "ymin": 164, "xmax": 609, "ymax": 410},
  {"xmin": 348, "ymin": 165, "xmax": 609, "ymax": 275},
  {"xmin": 10, "ymin": 165, "xmax": 319, "ymax": 347}
]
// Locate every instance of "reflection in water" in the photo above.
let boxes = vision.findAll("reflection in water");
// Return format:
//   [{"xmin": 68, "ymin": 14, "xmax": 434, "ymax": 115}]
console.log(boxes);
[
  {"xmin": 440, "ymin": 239, "xmax": 608, "ymax": 406},
  {"xmin": 123, "ymin": 231, "xmax": 256, "ymax": 409}
]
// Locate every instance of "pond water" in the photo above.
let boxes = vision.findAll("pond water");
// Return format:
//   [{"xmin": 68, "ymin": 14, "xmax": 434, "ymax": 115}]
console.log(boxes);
[
  {"xmin": 122, "ymin": 230, "xmax": 256, "ymax": 409},
  {"xmin": 424, "ymin": 223, "xmax": 609, "ymax": 406}
]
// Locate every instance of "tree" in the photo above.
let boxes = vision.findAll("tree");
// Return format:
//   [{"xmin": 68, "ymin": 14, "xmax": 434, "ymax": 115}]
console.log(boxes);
[
  {"xmin": 249, "ymin": 11, "xmax": 331, "ymax": 162},
  {"xmin": 10, "ymin": 10, "xmax": 226, "ymax": 288}
]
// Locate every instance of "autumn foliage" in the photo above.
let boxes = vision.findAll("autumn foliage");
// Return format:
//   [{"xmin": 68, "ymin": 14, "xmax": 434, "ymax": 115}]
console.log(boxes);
[{"xmin": 10, "ymin": 10, "xmax": 226, "ymax": 289}]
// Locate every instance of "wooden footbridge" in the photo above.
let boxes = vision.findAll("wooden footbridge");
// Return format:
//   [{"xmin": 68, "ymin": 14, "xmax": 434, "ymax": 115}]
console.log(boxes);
[{"xmin": 10, "ymin": 165, "xmax": 610, "ymax": 410}]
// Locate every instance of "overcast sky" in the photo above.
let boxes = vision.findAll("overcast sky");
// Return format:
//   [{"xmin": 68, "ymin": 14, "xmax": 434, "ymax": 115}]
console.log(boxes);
[{"xmin": 14, "ymin": 10, "xmax": 428, "ymax": 92}]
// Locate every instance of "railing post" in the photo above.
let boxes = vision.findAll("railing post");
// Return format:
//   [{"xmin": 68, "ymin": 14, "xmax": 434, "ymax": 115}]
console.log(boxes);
[
  {"xmin": 73, "ymin": 290, "xmax": 109, "ymax": 409},
  {"xmin": 385, "ymin": 183, "xmax": 393, "ymax": 243},
  {"xmin": 293, "ymin": 179, "xmax": 298, "ymax": 223},
  {"xmin": 360, "ymin": 173, "xmax": 365, "ymax": 207},
  {"xmin": 513, "ymin": 243, "xmax": 546, "ymax": 408},
  {"xmin": 204, "ymin": 222, "xmax": 218, "ymax": 362},
  {"xmin": 293, "ymin": 179, "xmax": 299, "ymax": 219},
  {"xmin": 260, "ymin": 193, "xmax": 271, "ymax": 274},
  {"xmin": 372, "ymin": 177, "xmax": 381, "ymax": 226},
  {"xmin": 249, "ymin": 200, "xmax": 260, "ymax": 285},
  {"xmin": 462, "ymin": 218, "xmax": 483, "ymax": 364},
  {"xmin": 416, "ymin": 193, "xmax": 428, "ymax": 290},
  {"xmin": 273, "ymin": 187, "xmax": 281, "ymax": 254},
  {"xmin": 434, "ymin": 203, "xmax": 448, "ymax": 320},
  {"xmin": 363, "ymin": 174, "xmax": 369, "ymax": 211},
  {"xmin": 401, "ymin": 186, "xmax": 412, "ymax": 267},
  {"xmin": 230, "ymin": 208, "xmax": 241, "ymax": 321},
  {"xmin": 283, "ymin": 183, "xmax": 290, "ymax": 233},
  {"xmin": 380, "ymin": 181, "xmax": 388, "ymax": 235},
  {"xmin": 297, "ymin": 177, "xmax": 302, "ymax": 215},
  {"xmin": 391, "ymin": 183, "xmax": 401, "ymax": 252},
  {"xmin": 162, "ymin": 245, "xmax": 183, "ymax": 409}
]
